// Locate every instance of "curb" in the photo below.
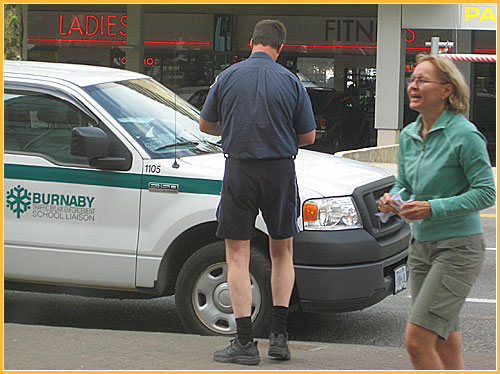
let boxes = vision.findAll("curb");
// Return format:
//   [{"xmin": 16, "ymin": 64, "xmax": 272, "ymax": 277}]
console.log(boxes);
[{"xmin": 335, "ymin": 144, "xmax": 399, "ymax": 163}]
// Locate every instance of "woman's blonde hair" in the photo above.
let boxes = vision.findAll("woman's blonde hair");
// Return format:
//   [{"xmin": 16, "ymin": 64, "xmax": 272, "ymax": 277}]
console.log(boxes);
[{"xmin": 416, "ymin": 53, "xmax": 470, "ymax": 114}]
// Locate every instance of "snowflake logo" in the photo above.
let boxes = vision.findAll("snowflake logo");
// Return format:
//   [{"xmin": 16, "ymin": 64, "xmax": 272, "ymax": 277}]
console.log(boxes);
[{"xmin": 6, "ymin": 185, "xmax": 32, "ymax": 219}]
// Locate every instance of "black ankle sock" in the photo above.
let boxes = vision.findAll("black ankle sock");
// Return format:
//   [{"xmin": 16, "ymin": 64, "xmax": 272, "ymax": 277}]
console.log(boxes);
[
  {"xmin": 236, "ymin": 316, "xmax": 253, "ymax": 345},
  {"xmin": 271, "ymin": 306, "xmax": 289, "ymax": 335}
]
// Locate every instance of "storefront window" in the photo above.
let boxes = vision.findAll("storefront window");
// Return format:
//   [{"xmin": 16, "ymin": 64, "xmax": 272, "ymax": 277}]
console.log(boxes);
[
  {"xmin": 214, "ymin": 15, "xmax": 231, "ymax": 52},
  {"xmin": 213, "ymin": 55, "xmax": 232, "ymax": 77},
  {"xmin": 143, "ymin": 56, "xmax": 163, "ymax": 83},
  {"xmin": 294, "ymin": 57, "xmax": 336, "ymax": 88},
  {"xmin": 160, "ymin": 52, "xmax": 213, "ymax": 97},
  {"xmin": 472, "ymin": 60, "xmax": 496, "ymax": 165}
]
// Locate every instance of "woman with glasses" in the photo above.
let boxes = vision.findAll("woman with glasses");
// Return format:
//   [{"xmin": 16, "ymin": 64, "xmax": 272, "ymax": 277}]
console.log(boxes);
[{"xmin": 378, "ymin": 54, "xmax": 495, "ymax": 369}]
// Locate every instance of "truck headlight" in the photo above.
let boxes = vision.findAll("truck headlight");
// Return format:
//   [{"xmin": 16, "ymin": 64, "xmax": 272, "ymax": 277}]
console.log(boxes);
[{"xmin": 303, "ymin": 197, "xmax": 362, "ymax": 230}]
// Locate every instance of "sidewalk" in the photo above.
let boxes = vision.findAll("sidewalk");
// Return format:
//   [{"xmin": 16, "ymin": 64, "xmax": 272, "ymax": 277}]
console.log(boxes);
[{"xmin": 4, "ymin": 323, "xmax": 495, "ymax": 370}]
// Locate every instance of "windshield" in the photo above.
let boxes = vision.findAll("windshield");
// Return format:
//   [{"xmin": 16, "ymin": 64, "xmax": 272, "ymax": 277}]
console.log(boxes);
[{"xmin": 84, "ymin": 78, "xmax": 221, "ymax": 159}]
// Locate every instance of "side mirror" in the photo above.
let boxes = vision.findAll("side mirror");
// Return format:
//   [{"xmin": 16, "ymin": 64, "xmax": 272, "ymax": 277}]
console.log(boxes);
[
  {"xmin": 71, "ymin": 127, "xmax": 129, "ymax": 171},
  {"xmin": 71, "ymin": 127, "xmax": 108, "ymax": 158}
]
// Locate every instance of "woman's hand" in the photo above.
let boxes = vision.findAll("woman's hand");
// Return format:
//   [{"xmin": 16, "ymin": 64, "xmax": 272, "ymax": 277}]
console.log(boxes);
[
  {"xmin": 378, "ymin": 193, "xmax": 400, "ymax": 214},
  {"xmin": 400, "ymin": 201, "xmax": 432, "ymax": 220}
]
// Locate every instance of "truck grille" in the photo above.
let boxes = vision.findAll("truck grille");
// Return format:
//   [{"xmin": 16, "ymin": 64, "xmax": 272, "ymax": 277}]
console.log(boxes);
[{"xmin": 352, "ymin": 176, "xmax": 405, "ymax": 239}]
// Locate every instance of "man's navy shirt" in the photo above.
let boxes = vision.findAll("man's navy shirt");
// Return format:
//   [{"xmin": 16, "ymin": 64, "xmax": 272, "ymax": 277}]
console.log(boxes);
[{"xmin": 201, "ymin": 52, "xmax": 316, "ymax": 159}]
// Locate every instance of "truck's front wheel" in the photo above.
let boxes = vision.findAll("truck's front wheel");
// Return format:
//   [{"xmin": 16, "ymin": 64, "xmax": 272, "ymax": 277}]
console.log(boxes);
[{"xmin": 175, "ymin": 241, "xmax": 272, "ymax": 336}]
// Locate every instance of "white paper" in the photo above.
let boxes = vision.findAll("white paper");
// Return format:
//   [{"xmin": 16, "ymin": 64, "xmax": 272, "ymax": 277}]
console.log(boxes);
[{"xmin": 375, "ymin": 188, "xmax": 417, "ymax": 224}]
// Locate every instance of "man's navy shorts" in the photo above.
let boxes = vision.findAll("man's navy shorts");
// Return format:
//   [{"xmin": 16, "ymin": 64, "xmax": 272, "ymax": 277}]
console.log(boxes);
[{"xmin": 216, "ymin": 157, "xmax": 300, "ymax": 240}]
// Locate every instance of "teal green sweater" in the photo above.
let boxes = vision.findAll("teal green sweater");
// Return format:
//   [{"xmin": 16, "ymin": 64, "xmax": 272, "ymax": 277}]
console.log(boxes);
[{"xmin": 390, "ymin": 110, "xmax": 496, "ymax": 241}]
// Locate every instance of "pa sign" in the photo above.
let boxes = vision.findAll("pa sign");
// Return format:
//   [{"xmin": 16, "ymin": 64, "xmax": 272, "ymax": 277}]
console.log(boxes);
[{"xmin": 461, "ymin": 4, "xmax": 496, "ymax": 30}]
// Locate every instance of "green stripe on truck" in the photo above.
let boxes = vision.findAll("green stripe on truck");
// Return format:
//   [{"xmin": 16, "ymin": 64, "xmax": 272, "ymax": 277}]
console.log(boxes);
[{"xmin": 4, "ymin": 164, "xmax": 222, "ymax": 195}]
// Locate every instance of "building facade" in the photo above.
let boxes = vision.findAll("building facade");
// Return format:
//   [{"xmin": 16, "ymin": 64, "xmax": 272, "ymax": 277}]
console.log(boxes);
[{"xmin": 21, "ymin": 4, "xmax": 496, "ymax": 161}]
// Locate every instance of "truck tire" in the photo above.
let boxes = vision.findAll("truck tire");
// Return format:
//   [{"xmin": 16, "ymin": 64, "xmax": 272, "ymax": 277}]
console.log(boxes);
[{"xmin": 175, "ymin": 241, "xmax": 272, "ymax": 336}]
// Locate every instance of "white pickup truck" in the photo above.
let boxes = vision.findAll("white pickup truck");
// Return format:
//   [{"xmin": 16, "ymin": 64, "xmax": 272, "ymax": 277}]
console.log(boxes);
[{"xmin": 4, "ymin": 61, "xmax": 410, "ymax": 336}]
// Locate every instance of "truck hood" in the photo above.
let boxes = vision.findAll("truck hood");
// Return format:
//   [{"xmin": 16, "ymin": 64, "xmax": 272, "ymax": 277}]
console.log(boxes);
[{"xmin": 178, "ymin": 149, "xmax": 393, "ymax": 197}]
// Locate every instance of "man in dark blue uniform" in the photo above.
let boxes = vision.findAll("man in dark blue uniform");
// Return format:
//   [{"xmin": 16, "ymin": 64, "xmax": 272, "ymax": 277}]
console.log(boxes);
[{"xmin": 200, "ymin": 19, "xmax": 316, "ymax": 365}]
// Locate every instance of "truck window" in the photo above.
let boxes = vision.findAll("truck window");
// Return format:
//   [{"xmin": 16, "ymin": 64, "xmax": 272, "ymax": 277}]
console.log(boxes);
[
  {"xmin": 84, "ymin": 78, "xmax": 222, "ymax": 159},
  {"xmin": 4, "ymin": 90, "xmax": 96, "ymax": 166}
]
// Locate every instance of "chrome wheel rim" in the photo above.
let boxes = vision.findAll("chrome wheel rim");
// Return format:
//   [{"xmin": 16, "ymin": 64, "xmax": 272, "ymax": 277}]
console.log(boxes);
[{"xmin": 192, "ymin": 262, "xmax": 261, "ymax": 334}]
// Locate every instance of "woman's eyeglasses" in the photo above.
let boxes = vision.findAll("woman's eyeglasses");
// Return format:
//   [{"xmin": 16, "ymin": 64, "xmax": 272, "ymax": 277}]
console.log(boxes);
[{"xmin": 406, "ymin": 77, "xmax": 447, "ymax": 87}]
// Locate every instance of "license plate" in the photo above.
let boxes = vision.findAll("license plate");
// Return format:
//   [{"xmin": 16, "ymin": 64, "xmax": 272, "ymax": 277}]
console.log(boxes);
[{"xmin": 394, "ymin": 264, "xmax": 408, "ymax": 294}]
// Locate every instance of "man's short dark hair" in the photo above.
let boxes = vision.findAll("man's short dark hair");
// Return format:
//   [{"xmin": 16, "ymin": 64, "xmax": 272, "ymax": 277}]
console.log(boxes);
[{"xmin": 252, "ymin": 19, "xmax": 286, "ymax": 50}]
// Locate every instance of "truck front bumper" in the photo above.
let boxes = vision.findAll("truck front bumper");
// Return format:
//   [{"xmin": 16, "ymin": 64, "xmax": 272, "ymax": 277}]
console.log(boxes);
[{"xmin": 293, "ymin": 226, "xmax": 410, "ymax": 313}]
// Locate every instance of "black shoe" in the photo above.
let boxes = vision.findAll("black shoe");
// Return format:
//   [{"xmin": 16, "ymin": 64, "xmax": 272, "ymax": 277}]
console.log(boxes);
[
  {"xmin": 213, "ymin": 338, "xmax": 260, "ymax": 365},
  {"xmin": 268, "ymin": 332, "xmax": 291, "ymax": 360}
]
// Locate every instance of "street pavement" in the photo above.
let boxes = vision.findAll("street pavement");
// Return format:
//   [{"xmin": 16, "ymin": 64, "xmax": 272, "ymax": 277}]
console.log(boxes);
[{"xmin": 3, "ymin": 323, "xmax": 495, "ymax": 370}]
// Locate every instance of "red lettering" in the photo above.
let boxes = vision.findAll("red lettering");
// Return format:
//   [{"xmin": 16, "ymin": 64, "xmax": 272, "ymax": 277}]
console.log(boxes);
[
  {"xmin": 107, "ymin": 15, "xmax": 117, "ymax": 36},
  {"xmin": 59, "ymin": 14, "xmax": 68, "ymax": 35},
  {"xmin": 406, "ymin": 28, "xmax": 415, "ymax": 43},
  {"xmin": 68, "ymin": 16, "xmax": 84, "ymax": 36},
  {"xmin": 120, "ymin": 15, "xmax": 127, "ymax": 37},
  {"xmin": 121, "ymin": 57, "xmax": 156, "ymax": 66},
  {"xmin": 86, "ymin": 15, "xmax": 99, "ymax": 36},
  {"xmin": 58, "ymin": 13, "xmax": 128, "ymax": 39}
]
